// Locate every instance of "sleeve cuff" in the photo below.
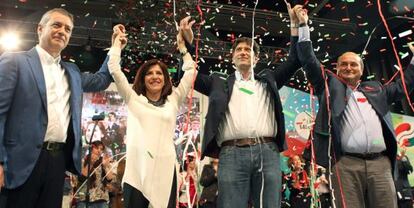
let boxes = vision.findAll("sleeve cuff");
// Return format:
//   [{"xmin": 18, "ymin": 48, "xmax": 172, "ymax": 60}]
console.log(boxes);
[
  {"xmin": 108, "ymin": 47, "xmax": 122, "ymax": 57},
  {"xmin": 298, "ymin": 25, "xmax": 311, "ymax": 42}
]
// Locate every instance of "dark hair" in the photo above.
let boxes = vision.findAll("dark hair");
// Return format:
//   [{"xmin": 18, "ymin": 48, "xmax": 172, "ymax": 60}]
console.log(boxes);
[
  {"xmin": 287, "ymin": 155, "xmax": 304, "ymax": 170},
  {"xmin": 183, "ymin": 155, "xmax": 195, "ymax": 171},
  {"xmin": 108, "ymin": 112, "xmax": 116, "ymax": 118},
  {"xmin": 231, "ymin": 37, "xmax": 260, "ymax": 56},
  {"xmin": 83, "ymin": 141, "xmax": 107, "ymax": 189},
  {"xmin": 132, "ymin": 59, "xmax": 173, "ymax": 104},
  {"xmin": 91, "ymin": 140, "xmax": 104, "ymax": 149}
]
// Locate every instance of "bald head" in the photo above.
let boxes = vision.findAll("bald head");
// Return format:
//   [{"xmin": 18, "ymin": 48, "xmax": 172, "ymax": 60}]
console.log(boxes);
[
  {"xmin": 337, "ymin": 52, "xmax": 364, "ymax": 71},
  {"xmin": 336, "ymin": 52, "xmax": 364, "ymax": 87}
]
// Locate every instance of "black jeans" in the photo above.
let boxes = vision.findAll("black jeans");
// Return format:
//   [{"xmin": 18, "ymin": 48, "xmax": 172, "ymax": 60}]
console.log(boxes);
[
  {"xmin": 3, "ymin": 149, "xmax": 66, "ymax": 208},
  {"xmin": 123, "ymin": 170, "xmax": 177, "ymax": 208}
]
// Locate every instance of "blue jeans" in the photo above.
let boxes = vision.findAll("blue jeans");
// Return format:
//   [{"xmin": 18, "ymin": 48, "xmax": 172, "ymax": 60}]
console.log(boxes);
[{"xmin": 217, "ymin": 142, "xmax": 281, "ymax": 208}]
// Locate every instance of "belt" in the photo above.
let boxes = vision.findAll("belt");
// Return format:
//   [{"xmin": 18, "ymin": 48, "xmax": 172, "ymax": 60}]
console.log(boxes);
[
  {"xmin": 221, "ymin": 137, "xmax": 273, "ymax": 147},
  {"xmin": 42, "ymin": 142, "xmax": 65, "ymax": 151},
  {"xmin": 344, "ymin": 151, "xmax": 386, "ymax": 160}
]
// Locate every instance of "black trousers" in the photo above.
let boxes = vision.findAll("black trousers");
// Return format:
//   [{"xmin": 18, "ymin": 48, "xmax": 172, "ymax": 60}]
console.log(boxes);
[
  {"xmin": 2, "ymin": 149, "xmax": 66, "ymax": 208},
  {"xmin": 398, "ymin": 200, "xmax": 413, "ymax": 208},
  {"xmin": 123, "ymin": 170, "xmax": 177, "ymax": 208}
]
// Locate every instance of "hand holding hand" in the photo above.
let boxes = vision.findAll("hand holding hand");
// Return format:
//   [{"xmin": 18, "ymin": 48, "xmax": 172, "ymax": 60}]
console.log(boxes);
[
  {"xmin": 112, "ymin": 24, "xmax": 128, "ymax": 49},
  {"xmin": 295, "ymin": 6, "xmax": 309, "ymax": 25}
]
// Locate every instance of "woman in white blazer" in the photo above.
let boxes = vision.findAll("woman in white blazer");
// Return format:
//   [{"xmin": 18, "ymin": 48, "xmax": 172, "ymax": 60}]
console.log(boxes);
[{"xmin": 108, "ymin": 25, "xmax": 197, "ymax": 208}]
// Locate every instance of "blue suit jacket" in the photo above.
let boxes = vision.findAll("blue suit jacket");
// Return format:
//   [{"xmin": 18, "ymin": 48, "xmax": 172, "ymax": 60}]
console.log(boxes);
[
  {"xmin": 0, "ymin": 47, "xmax": 112, "ymax": 188},
  {"xmin": 297, "ymin": 41, "xmax": 414, "ymax": 175},
  {"xmin": 195, "ymin": 37, "xmax": 301, "ymax": 159}
]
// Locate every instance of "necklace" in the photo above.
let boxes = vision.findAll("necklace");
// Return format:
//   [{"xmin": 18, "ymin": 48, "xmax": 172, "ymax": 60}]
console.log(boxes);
[{"xmin": 147, "ymin": 98, "xmax": 165, "ymax": 107}]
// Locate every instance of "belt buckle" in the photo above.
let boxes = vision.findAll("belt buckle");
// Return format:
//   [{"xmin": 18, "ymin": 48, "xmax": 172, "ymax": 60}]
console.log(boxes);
[
  {"xmin": 46, "ymin": 142, "xmax": 54, "ymax": 151},
  {"xmin": 250, "ymin": 137, "xmax": 258, "ymax": 146}
]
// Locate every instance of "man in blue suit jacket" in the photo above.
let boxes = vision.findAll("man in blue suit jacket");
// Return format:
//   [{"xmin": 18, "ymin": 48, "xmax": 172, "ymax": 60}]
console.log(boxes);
[
  {"xmin": 295, "ymin": 7, "xmax": 414, "ymax": 208},
  {"xmin": 0, "ymin": 8, "xmax": 113, "ymax": 208}
]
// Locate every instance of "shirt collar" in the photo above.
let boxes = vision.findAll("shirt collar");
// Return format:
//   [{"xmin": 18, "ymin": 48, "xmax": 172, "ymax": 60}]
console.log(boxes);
[
  {"xmin": 351, "ymin": 82, "xmax": 361, "ymax": 91},
  {"xmin": 36, "ymin": 45, "xmax": 61, "ymax": 65},
  {"xmin": 235, "ymin": 69, "xmax": 255, "ymax": 82}
]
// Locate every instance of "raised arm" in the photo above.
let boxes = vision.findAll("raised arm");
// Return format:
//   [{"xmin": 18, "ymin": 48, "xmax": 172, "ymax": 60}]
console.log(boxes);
[
  {"xmin": 80, "ymin": 56, "xmax": 112, "ymax": 92},
  {"xmin": 80, "ymin": 29, "xmax": 121, "ymax": 92},
  {"xmin": 295, "ymin": 6, "xmax": 326, "ymax": 95},
  {"xmin": 271, "ymin": 3, "xmax": 302, "ymax": 87},
  {"xmin": 176, "ymin": 16, "xmax": 214, "ymax": 90},
  {"xmin": 171, "ymin": 31, "xmax": 197, "ymax": 106},
  {"xmin": 107, "ymin": 25, "xmax": 136, "ymax": 103}
]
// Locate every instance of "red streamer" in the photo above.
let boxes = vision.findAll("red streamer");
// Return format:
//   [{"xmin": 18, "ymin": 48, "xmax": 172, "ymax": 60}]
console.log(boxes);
[{"xmin": 377, "ymin": 0, "xmax": 414, "ymax": 111}]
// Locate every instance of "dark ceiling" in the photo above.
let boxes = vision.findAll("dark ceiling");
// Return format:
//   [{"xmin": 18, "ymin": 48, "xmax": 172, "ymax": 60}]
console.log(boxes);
[{"xmin": 0, "ymin": 0, "xmax": 414, "ymax": 112}]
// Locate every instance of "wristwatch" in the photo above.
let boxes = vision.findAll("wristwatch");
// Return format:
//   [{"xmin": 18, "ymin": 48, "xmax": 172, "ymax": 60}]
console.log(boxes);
[{"xmin": 290, "ymin": 23, "xmax": 299, "ymax": 28}]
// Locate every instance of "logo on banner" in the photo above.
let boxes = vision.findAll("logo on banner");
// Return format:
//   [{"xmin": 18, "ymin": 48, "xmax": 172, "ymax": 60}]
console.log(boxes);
[
  {"xmin": 294, "ymin": 112, "xmax": 313, "ymax": 140},
  {"xmin": 395, "ymin": 122, "xmax": 414, "ymax": 147}
]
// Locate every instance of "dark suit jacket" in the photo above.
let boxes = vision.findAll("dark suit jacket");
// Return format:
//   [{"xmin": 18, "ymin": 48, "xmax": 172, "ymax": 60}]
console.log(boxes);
[
  {"xmin": 195, "ymin": 37, "xmax": 301, "ymax": 159},
  {"xmin": 0, "ymin": 47, "xmax": 112, "ymax": 188},
  {"xmin": 297, "ymin": 40, "xmax": 414, "ymax": 174}
]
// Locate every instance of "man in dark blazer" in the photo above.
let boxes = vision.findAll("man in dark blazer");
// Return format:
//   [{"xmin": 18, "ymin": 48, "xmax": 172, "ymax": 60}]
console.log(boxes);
[
  {"xmin": 179, "ymin": 4, "xmax": 303, "ymax": 207},
  {"xmin": 0, "ymin": 8, "xmax": 113, "ymax": 208},
  {"xmin": 295, "ymin": 7, "xmax": 414, "ymax": 208}
]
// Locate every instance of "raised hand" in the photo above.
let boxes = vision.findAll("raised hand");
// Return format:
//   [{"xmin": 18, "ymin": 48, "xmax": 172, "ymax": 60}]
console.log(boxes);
[
  {"xmin": 112, "ymin": 24, "xmax": 128, "ymax": 49},
  {"xmin": 285, "ymin": 1, "xmax": 298, "ymax": 26},
  {"xmin": 179, "ymin": 16, "xmax": 195, "ymax": 44},
  {"xmin": 295, "ymin": 6, "xmax": 309, "ymax": 25}
]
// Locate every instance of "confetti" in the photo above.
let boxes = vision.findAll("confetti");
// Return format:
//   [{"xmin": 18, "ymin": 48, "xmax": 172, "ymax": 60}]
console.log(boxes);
[
  {"xmin": 366, "ymin": 74, "xmax": 375, "ymax": 79},
  {"xmin": 398, "ymin": 30, "xmax": 412, "ymax": 38},
  {"xmin": 168, "ymin": 68, "xmax": 177, "ymax": 73},
  {"xmin": 239, "ymin": 87, "xmax": 254, "ymax": 95},
  {"xmin": 399, "ymin": 52, "xmax": 409, "ymax": 59}
]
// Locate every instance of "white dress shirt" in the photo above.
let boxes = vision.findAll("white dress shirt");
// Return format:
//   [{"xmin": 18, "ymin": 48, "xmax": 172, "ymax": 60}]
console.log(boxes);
[
  {"xmin": 339, "ymin": 87, "xmax": 386, "ymax": 153},
  {"xmin": 36, "ymin": 45, "xmax": 71, "ymax": 143},
  {"xmin": 217, "ymin": 70, "xmax": 276, "ymax": 145}
]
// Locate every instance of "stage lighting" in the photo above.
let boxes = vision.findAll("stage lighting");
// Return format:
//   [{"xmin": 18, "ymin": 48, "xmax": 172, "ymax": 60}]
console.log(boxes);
[{"xmin": 0, "ymin": 32, "xmax": 21, "ymax": 51}]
